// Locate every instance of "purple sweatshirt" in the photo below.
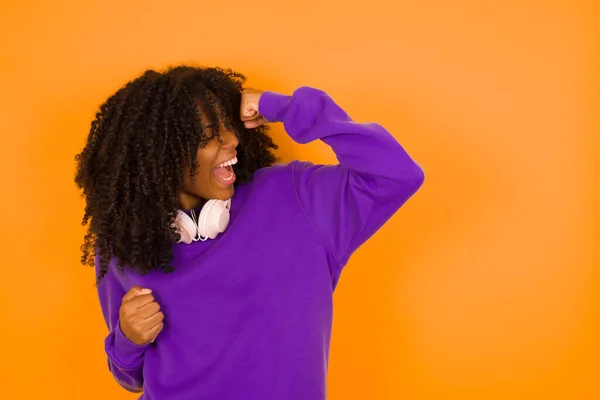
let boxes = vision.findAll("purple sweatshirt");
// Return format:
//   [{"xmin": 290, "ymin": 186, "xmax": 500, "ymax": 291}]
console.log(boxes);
[{"xmin": 96, "ymin": 87, "xmax": 424, "ymax": 399}]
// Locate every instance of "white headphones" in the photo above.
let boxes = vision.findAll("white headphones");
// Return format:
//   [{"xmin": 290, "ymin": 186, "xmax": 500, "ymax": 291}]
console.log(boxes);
[{"xmin": 173, "ymin": 199, "xmax": 231, "ymax": 244}]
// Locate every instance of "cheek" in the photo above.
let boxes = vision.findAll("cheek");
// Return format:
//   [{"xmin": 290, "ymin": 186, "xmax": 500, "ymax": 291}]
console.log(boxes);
[
  {"xmin": 185, "ymin": 165, "xmax": 213, "ymax": 193},
  {"xmin": 183, "ymin": 143, "xmax": 218, "ymax": 192}
]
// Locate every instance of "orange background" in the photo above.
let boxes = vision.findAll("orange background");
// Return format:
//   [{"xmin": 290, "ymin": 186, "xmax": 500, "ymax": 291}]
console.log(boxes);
[{"xmin": 1, "ymin": 1, "xmax": 598, "ymax": 399}]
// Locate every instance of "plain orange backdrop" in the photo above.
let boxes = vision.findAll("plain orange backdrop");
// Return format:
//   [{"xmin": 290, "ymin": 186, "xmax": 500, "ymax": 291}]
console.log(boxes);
[{"xmin": 0, "ymin": 1, "xmax": 598, "ymax": 399}]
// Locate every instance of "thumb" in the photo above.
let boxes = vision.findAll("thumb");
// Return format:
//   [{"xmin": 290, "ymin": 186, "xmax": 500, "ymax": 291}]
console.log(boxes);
[{"xmin": 122, "ymin": 286, "xmax": 152, "ymax": 302}]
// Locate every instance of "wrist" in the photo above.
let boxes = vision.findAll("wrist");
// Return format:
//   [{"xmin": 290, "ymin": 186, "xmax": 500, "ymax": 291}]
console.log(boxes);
[{"xmin": 105, "ymin": 320, "xmax": 149, "ymax": 369}]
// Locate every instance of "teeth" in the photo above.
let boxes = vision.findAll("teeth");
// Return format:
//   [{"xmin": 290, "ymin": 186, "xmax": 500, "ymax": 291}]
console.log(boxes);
[{"xmin": 217, "ymin": 157, "xmax": 238, "ymax": 169}]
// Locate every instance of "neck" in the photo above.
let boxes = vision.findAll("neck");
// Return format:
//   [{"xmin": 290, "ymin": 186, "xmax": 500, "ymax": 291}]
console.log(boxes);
[{"xmin": 178, "ymin": 192, "xmax": 207, "ymax": 211}]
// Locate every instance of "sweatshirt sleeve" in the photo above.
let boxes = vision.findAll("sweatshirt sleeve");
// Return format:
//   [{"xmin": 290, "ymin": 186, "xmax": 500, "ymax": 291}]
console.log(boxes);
[
  {"xmin": 96, "ymin": 260, "xmax": 148, "ymax": 393},
  {"xmin": 259, "ymin": 87, "xmax": 425, "ymax": 286}
]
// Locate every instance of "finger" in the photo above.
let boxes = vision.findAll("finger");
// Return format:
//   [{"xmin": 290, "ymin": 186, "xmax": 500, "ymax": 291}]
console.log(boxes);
[
  {"xmin": 149, "ymin": 322, "xmax": 164, "ymax": 343},
  {"xmin": 126, "ymin": 293, "xmax": 156, "ymax": 310},
  {"xmin": 122, "ymin": 286, "xmax": 152, "ymax": 303},
  {"xmin": 244, "ymin": 117, "xmax": 268, "ymax": 129},
  {"xmin": 145, "ymin": 311, "xmax": 164, "ymax": 328},
  {"xmin": 240, "ymin": 106, "xmax": 258, "ymax": 121},
  {"xmin": 137, "ymin": 301, "xmax": 161, "ymax": 319}
]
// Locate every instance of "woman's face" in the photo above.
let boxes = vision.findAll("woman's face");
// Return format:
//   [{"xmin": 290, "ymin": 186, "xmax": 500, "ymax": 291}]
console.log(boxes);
[{"xmin": 178, "ymin": 108, "xmax": 240, "ymax": 210}]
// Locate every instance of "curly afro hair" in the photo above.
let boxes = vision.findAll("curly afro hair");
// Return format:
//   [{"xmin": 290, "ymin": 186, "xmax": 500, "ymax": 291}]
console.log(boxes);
[{"xmin": 75, "ymin": 65, "xmax": 278, "ymax": 284}]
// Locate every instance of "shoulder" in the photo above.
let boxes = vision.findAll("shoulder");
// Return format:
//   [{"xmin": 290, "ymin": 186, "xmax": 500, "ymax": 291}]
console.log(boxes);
[
  {"xmin": 251, "ymin": 160, "xmax": 314, "ymax": 186},
  {"xmin": 95, "ymin": 251, "xmax": 132, "ymax": 289},
  {"xmin": 241, "ymin": 160, "xmax": 315, "ymax": 208}
]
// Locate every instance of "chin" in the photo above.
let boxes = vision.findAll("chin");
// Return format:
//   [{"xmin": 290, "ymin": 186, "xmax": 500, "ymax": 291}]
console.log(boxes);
[{"xmin": 215, "ymin": 186, "xmax": 235, "ymax": 201}]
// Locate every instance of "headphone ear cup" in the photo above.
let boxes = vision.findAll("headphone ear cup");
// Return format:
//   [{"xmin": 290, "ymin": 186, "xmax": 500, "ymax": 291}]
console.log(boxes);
[
  {"xmin": 198, "ymin": 199, "xmax": 231, "ymax": 240},
  {"xmin": 173, "ymin": 210, "xmax": 198, "ymax": 244}
]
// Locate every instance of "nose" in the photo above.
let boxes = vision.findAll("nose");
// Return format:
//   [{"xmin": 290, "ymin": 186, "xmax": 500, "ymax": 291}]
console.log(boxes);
[{"xmin": 220, "ymin": 128, "xmax": 239, "ymax": 148}]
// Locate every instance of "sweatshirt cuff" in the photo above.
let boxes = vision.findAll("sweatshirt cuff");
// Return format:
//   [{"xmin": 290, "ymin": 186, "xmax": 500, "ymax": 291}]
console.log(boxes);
[
  {"xmin": 258, "ymin": 91, "xmax": 292, "ymax": 123},
  {"xmin": 105, "ymin": 320, "xmax": 149, "ymax": 369}
]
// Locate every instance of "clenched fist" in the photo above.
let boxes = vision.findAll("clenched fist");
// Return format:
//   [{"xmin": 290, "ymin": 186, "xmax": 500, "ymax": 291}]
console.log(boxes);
[
  {"xmin": 119, "ymin": 286, "xmax": 164, "ymax": 345},
  {"xmin": 240, "ymin": 88, "xmax": 268, "ymax": 129}
]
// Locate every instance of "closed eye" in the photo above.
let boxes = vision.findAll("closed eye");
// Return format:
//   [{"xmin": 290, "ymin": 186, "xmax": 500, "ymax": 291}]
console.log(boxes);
[{"xmin": 201, "ymin": 124, "xmax": 217, "ymax": 139}]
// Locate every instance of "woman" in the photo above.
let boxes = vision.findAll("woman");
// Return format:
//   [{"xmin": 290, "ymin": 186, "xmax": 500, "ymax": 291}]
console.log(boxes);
[{"xmin": 75, "ymin": 65, "xmax": 424, "ymax": 399}]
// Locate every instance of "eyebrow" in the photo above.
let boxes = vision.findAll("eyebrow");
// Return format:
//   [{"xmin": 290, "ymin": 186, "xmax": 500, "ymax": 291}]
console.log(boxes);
[{"xmin": 201, "ymin": 124, "xmax": 215, "ymax": 130}]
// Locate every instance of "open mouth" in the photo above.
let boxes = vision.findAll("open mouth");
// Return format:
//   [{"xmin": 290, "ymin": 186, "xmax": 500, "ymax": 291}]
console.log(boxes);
[{"xmin": 213, "ymin": 156, "xmax": 237, "ymax": 186}]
